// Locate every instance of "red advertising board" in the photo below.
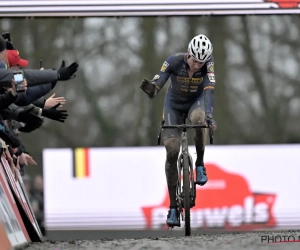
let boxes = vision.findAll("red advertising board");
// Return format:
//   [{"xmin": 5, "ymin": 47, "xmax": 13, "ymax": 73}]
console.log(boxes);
[
  {"xmin": 0, "ymin": 163, "xmax": 29, "ymax": 248},
  {"xmin": 0, "ymin": 223, "xmax": 12, "ymax": 250},
  {"xmin": 142, "ymin": 164, "xmax": 277, "ymax": 230},
  {"xmin": 1, "ymin": 157, "xmax": 42, "ymax": 242}
]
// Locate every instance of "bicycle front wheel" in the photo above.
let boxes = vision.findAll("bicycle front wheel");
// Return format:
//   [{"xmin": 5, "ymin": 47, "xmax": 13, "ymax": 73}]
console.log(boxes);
[{"xmin": 183, "ymin": 154, "xmax": 191, "ymax": 236}]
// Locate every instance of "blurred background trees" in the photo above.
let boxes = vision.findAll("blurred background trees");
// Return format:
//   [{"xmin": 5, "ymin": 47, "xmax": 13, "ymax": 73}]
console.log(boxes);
[{"xmin": 1, "ymin": 15, "xmax": 300, "ymax": 175}]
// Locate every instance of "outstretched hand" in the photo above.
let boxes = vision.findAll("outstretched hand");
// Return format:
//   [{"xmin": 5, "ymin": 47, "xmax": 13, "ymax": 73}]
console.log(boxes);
[
  {"xmin": 140, "ymin": 78, "xmax": 156, "ymax": 99},
  {"xmin": 57, "ymin": 60, "xmax": 78, "ymax": 81},
  {"xmin": 42, "ymin": 103, "xmax": 68, "ymax": 123},
  {"xmin": 45, "ymin": 93, "xmax": 66, "ymax": 108}
]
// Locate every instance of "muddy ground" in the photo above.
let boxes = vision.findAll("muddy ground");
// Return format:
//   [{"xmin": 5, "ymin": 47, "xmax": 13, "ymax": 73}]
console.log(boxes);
[{"xmin": 18, "ymin": 231, "xmax": 300, "ymax": 250}]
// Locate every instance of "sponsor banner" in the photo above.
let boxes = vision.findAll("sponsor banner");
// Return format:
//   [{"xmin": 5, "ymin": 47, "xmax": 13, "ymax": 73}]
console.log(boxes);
[
  {"xmin": 1, "ymin": 157, "xmax": 42, "ymax": 241},
  {"xmin": 0, "ymin": 163, "xmax": 28, "ymax": 247},
  {"xmin": 0, "ymin": 222, "xmax": 12, "ymax": 250},
  {"xmin": 43, "ymin": 145, "xmax": 300, "ymax": 230},
  {"xmin": 142, "ymin": 164, "xmax": 276, "ymax": 230},
  {"xmin": 0, "ymin": 1, "xmax": 299, "ymax": 16}
]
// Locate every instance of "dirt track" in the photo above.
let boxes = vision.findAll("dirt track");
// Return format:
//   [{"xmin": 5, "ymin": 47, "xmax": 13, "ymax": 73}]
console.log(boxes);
[{"xmin": 20, "ymin": 231, "xmax": 300, "ymax": 250}]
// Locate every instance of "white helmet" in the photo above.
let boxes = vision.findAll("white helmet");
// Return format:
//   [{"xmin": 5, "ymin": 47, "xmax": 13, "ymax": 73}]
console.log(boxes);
[{"xmin": 187, "ymin": 34, "xmax": 213, "ymax": 62}]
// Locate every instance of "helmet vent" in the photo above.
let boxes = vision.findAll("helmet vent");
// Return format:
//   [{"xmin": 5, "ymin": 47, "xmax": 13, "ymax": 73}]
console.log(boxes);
[{"xmin": 191, "ymin": 47, "xmax": 196, "ymax": 56}]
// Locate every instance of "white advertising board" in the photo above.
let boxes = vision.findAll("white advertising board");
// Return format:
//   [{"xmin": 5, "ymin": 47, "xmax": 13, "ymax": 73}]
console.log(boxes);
[
  {"xmin": 43, "ymin": 144, "xmax": 300, "ymax": 230},
  {"xmin": 0, "ymin": 1, "xmax": 299, "ymax": 16}
]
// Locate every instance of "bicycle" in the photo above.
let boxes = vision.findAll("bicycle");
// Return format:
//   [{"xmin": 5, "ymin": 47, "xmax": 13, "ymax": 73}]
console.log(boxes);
[{"xmin": 157, "ymin": 113, "xmax": 214, "ymax": 236}]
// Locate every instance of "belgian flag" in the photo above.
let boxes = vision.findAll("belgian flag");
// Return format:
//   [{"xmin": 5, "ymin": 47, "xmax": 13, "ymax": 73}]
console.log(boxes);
[{"xmin": 73, "ymin": 148, "xmax": 90, "ymax": 178}]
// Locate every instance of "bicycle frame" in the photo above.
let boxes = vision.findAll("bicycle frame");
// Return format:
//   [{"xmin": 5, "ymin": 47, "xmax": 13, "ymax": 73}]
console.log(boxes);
[
  {"xmin": 156, "ymin": 114, "xmax": 214, "ymax": 235},
  {"xmin": 176, "ymin": 123, "xmax": 196, "ymax": 214}
]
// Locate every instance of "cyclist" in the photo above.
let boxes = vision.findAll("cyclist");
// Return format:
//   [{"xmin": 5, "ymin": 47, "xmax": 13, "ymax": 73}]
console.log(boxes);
[{"xmin": 140, "ymin": 34, "xmax": 217, "ymax": 227}]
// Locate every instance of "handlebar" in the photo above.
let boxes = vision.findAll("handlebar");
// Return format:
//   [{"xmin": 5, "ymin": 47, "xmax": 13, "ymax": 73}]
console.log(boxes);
[
  {"xmin": 157, "ymin": 121, "xmax": 214, "ymax": 145},
  {"xmin": 162, "ymin": 124, "xmax": 208, "ymax": 129}
]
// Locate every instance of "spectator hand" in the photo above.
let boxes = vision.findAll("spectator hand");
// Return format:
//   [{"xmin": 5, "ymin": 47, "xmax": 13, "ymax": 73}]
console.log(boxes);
[
  {"xmin": 10, "ymin": 79, "xmax": 27, "ymax": 96},
  {"xmin": 41, "ymin": 103, "xmax": 68, "ymax": 123},
  {"xmin": 25, "ymin": 154, "xmax": 37, "ymax": 165},
  {"xmin": 4, "ymin": 149, "xmax": 19, "ymax": 181},
  {"xmin": 57, "ymin": 60, "xmax": 78, "ymax": 81},
  {"xmin": 45, "ymin": 93, "xmax": 66, "ymax": 108},
  {"xmin": 19, "ymin": 153, "xmax": 37, "ymax": 166}
]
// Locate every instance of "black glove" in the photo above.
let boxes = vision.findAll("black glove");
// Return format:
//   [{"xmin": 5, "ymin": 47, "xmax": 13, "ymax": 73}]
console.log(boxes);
[
  {"xmin": 205, "ymin": 114, "xmax": 217, "ymax": 127},
  {"xmin": 140, "ymin": 78, "xmax": 156, "ymax": 98},
  {"xmin": 17, "ymin": 107, "xmax": 44, "ymax": 127},
  {"xmin": 57, "ymin": 60, "xmax": 79, "ymax": 81},
  {"xmin": 41, "ymin": 103, "xmax": 68, "ymax": 123},
  {"xmin": 18, "ymin": 124, "xmax": 39, "ymax": 133}
]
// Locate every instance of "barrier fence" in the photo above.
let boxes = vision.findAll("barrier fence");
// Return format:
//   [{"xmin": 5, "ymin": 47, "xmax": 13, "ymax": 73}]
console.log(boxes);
[
  {"xmin": 43, "ymin": 145, "xmax": 300, "ymax": 231},
  {"xmin": 0, "ymin": 156, "xmax": 42, "ymax": 249},
  {"xmin": 2, "ymin": 144, "xmax": 300, "ymax": 249}
]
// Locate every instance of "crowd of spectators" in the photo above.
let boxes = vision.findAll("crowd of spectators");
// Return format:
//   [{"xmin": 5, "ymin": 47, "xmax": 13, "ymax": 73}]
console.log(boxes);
[{"xmin": 0, "ymin": 32, "xmax": 79, "ymax": 236}]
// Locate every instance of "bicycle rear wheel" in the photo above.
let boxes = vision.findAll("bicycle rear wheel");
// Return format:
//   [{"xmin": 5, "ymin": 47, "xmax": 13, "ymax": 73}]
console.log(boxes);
[{"xmin": 182, "ymin": 154, "xmax": 191, "ymax": 236}]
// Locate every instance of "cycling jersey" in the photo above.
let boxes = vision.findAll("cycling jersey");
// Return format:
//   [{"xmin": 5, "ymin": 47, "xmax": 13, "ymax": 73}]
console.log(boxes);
[{"xmin": 152, "ymin": 53, "xmax": 215, "ymax": 115}]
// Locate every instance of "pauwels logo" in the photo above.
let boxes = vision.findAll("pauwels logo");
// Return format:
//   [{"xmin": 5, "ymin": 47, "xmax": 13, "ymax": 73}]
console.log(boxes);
[
  {"xmin": 141, "ymin": 163, "xmax": 277, "ymax": 230},
  {"xmin": 265, "ymin": 0, "xmax": 300, "ymax": 8}
]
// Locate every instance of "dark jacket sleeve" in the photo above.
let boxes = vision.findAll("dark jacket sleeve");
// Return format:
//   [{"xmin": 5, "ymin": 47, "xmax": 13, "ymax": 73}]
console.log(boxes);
[
  {"xmin": 14, "ymin": 83, "xmax": 52, "ymax": 106},
  {"xmin": 32, "ymin": 97, "xmax": 46, "ymax": 108},
  {"xmin": 0, "ymin": 92, "xmax": 17, "ymax": 111},
  {"xmin": 11, "ymin": 103, "xmax": 40, "ymax": 116},
  {"xmin": 0, "ymin": 69, "xmax": 58, "ymax": 87},
  {"xmin": 1, "ymin": 103, "xmax": 40, "ymax": 121}
]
